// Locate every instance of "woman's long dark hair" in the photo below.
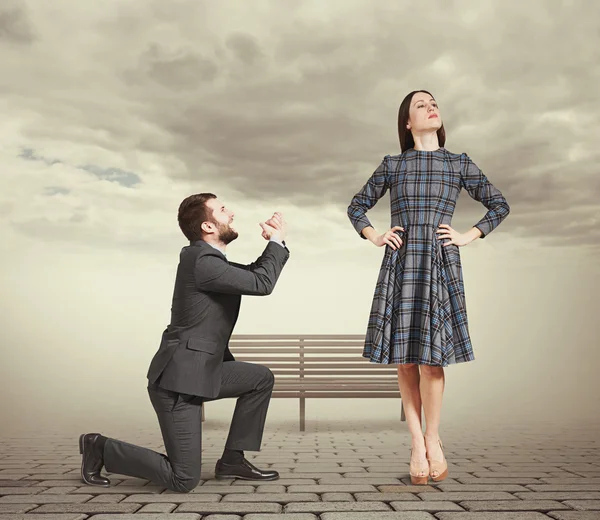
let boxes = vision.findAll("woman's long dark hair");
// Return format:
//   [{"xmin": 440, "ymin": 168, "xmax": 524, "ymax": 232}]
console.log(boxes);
[{"xmin": 397, "ymin": 90, "xmax": 446, "ymax": 152}]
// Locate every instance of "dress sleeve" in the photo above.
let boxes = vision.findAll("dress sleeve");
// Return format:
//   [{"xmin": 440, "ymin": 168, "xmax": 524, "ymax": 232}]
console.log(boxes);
[
  {"xmin": 459, "ymin": 153, "xmax": 510, "ymax": 238},
  {"xmin": 347, "ymin": 155, "xmax": 390, "ymax": 239}
]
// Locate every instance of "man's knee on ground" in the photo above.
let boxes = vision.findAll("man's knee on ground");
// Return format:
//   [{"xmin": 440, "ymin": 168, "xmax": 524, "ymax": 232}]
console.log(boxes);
[{"xmin": 173, "ymin": 474, "xmax": 201, "ymax": 493}]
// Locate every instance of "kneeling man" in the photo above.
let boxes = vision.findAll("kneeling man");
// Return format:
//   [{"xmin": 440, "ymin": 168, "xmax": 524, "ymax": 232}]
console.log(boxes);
[{"xmin": 79, "ymin": 193, "xmax": 289, "ymax": 492}]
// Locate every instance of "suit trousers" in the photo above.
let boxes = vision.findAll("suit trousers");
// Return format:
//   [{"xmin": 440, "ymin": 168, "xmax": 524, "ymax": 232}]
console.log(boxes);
[{"xmin": 103, "ymin": 361, "xmax": 275, "ymax": 492}]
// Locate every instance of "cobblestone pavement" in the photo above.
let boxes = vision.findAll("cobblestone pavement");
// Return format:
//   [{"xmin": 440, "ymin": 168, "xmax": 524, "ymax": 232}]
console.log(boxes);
[{"xmin": 1, "ymin": 417, "xmax": 599, "ymax": 520}]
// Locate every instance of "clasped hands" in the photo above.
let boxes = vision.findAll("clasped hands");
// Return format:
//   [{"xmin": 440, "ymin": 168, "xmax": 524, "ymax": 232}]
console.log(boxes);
[
  {"xmin": 373, "ymin": 224, "xmax": 472, "ymax": 250},
  {"xmin": 259, "ymin": 212, "xmax": 287, "ymax": 242}
]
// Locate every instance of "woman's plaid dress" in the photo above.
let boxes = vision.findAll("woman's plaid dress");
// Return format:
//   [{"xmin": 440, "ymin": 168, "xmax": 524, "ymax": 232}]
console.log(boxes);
[{"xmin": 348, "ymin": 147, "xmax": 510, "ymax": 366}]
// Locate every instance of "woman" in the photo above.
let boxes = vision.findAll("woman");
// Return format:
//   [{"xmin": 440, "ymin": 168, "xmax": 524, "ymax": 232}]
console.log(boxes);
[{"xmin": 347, "ymin": 90, "xmax": 510, "ymax": 485}]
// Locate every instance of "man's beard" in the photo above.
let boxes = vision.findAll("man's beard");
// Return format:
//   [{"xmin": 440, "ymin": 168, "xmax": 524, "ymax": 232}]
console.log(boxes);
[{"xmin": 216, "ymin": 221, "xmax": 238, "ymax": 244}]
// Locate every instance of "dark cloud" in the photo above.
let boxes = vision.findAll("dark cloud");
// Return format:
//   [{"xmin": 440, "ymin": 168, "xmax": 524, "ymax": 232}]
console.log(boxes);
[
  {"xmin": 0, "ymin": 3, "xmax": 35, "ymax": 44},
  {"xmin": 2, "ymin": 0, "xmax": 600, "ymax": 247},
  {"xmin": 225, "ymin": 32, "xmax": 263, "ymax": 65},
  {"xmin": 138, "ymin": 43, "xmax": 219, "ymax": 88}
]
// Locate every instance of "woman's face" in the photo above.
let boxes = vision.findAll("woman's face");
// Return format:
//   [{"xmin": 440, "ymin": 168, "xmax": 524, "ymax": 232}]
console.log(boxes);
[{"xmin": 407, "ymin": 92, "xmax": 442, "ymax": 133}]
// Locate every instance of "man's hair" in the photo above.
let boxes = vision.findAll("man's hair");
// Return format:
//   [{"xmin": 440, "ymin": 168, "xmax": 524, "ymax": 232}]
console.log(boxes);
[{"xmin": 178, "ymin": 193, "xmax": 217, "ymax": 241}]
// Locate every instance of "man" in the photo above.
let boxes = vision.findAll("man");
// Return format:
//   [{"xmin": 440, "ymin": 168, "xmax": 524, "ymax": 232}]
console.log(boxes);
[{"xmin": 78, "ymin": 193, "xmax": 289, "ymax": 492}]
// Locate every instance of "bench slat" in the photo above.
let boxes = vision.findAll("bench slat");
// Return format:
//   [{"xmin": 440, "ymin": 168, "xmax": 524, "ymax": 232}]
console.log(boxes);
[
  {"xmin": 233, "ymin": 356, "xmax": 373, "ymax": 363},
  {"xmin": 231, "ymin": 348, "xmax": 369, "ymax": 354},
  {"xmin": 271, "ymin": 391, "xmax": 400, "ymax": 398},
  {"xmin": 231, "ymin": 334, "xmax": 365, "ymax": 341},
  {"xmin": 274, "ymin": 379, "xmax": 396, "ymax": 383},
  {"xmin": 274, "ymin": 381, "xmax": 395, "ymax": 384},
  {"xmin": 269, "ymin": 371, "xmax": 397, "ymax": 377},
  {"xmin": 239, "ymin": 363, "xmax": 396, "ymax": 370},
  {"xmin": 273, "ymin": 385, "xmax": 400, "ymax": 393},
  {"xmin": 229, "ymin": 341, "xmax": 366, "ymax": 347}
]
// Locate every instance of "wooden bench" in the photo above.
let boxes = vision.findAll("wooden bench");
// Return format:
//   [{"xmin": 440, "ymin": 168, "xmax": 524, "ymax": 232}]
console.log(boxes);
[{"xmin": 216, "ymin": 334, "xmax": 406, "ymax": 431}]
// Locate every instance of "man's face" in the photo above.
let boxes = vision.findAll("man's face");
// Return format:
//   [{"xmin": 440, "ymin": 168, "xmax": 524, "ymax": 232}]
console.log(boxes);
[{"xmin": 204, "ymin": 198, "xmax": 238, "ymax": 244}]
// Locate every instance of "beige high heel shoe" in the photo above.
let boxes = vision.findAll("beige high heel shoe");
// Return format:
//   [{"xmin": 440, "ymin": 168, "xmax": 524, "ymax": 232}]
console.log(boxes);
[
  {"xmin": 409, "ymin": 448, "xmax": 430, "ymax": 485},
  {"xmin": 427, "ymin": 439, "xmax": 448, "ymax": 482}
]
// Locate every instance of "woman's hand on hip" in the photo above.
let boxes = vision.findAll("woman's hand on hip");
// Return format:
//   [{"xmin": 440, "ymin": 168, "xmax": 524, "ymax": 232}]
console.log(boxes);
[
  {"xmin": 372, "ymin": 226, "xmax": 404, "ymax": 250},
  {"xmin": 436, "ymin": 224, "xmax": 470, "ymax": 247}
]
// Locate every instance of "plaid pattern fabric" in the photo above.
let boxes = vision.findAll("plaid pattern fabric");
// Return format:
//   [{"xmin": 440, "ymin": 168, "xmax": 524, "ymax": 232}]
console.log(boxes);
[{"xmin": 347, "ymin": 147, "xmax": 510, "ymax": 366}]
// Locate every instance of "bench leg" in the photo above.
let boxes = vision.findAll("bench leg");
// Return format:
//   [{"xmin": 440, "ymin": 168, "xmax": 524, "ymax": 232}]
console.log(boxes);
[
  {"xmin": 201, "ymin": 402, "xmax": 205, "ymax": 422},
  {"xmin": 299, "ymin": 396, "xmax": 306, "ymax": 432},
  {"xmin": 400, "ymin": 400, "xmax": 406, "ymax": 422}
]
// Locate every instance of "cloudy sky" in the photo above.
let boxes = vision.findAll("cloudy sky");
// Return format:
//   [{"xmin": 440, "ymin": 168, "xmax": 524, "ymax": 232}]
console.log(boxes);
[{"xmin": 1, "ymin": 0, "xmax": 599, "ymax": 433}]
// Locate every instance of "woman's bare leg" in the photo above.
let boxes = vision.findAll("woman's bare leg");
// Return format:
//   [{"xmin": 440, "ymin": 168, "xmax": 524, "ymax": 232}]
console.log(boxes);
[
  {"xmin": 420, "ymin": 365, "xmax": 446, "ymax": 477},
  {"xmin": 397, "ymin": 364, "xmax": 427, "ymax": 477}
]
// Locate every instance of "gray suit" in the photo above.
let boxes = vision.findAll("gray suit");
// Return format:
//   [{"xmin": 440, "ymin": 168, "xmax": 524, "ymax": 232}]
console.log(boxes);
[{"xmin": 102, "ymin": 239, "xmax": 289, "ymax": 492}]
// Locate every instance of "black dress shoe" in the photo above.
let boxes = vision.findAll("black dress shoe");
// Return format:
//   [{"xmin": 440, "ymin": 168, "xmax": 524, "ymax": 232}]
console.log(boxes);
[
  {"xmin": 79, "ymin": 433, "xmax": 110, "ymax": 487},
  {"xmin": 215, "ymin": 458, "xmax": 279, "ymax": 481}
]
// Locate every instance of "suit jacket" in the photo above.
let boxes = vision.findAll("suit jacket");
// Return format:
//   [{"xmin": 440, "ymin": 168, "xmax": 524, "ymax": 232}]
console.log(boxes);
[{"xmin": 147, "ymin": 239, "xmax": 290, "ymax": 397}]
